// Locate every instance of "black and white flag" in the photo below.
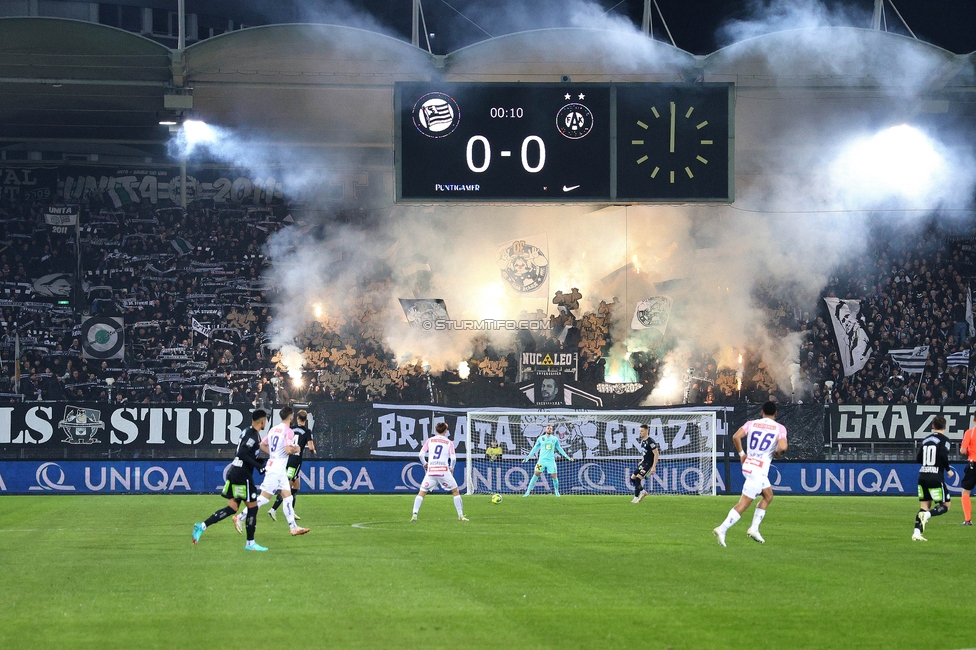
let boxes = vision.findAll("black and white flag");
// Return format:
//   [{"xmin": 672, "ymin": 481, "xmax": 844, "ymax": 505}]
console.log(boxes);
[
  {"xmin": 824, "ymin": 297, "xmax": 871, "ymax": 376},
  {"xmin": 967, "ymin": 287, "xmax": 974, "ymax": 339},
  {"xmin": 947, "ymin": 350, "xmax": 970, "ymax": 368},
  {"xmin": 889, "ymin": 346, "xmax": 930, "ymax": 374},
  {"xmin": 191, "ymin": 318, "xmax": 212, "ymax": 338}
]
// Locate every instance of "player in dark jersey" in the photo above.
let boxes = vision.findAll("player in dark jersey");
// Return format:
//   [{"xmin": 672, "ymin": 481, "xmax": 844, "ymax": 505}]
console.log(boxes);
[
  {"xmin": 268, "ymin": 409, "xmax": 316, "ymax": 522},
  {"xmin": 192, "ymin": 409, "xmax": 270, "ymax": 552},
  {"xmin": 630, "ymin": 424, "xmax": 660, "ymax": 504},
  {"xmin": 913, "ymin": 415, "xmax": 956, "ymax": 542}
]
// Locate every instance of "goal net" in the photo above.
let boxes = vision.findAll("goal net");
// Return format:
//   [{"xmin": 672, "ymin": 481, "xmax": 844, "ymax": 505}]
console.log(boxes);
[{"xmin": 465, "ymin": 410, "xmax": 717, "ymax": 496}]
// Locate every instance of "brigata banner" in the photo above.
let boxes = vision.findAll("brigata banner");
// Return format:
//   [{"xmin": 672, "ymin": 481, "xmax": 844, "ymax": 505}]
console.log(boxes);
[
  {"xmin": 0, "ymin": 460, "xmax": 967, "ymax": 496},
  {"xmin": 829, "ymin": 405, "xmax": 976, "ymax": 441},
  {"xmin": 367, "ymin": 405, "xmax": 722, "ymax": 461}
]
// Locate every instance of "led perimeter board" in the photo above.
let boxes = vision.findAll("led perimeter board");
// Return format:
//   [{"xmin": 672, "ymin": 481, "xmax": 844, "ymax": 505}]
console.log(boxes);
[{"xmin": 394, "ymin": 82, "xmax": 734, "ymax": 203}]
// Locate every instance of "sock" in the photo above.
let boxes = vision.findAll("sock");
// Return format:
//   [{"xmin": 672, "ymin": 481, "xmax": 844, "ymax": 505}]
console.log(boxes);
[
  {"xmin": 237, "ymin": 506, "xmax": 247, "ymax": 520},
  {"xmin": 245, "ymin": 509, "xmax": 257, "ymax": 542},
  {"xmin": 413, "ymin": 495, "xmax": 424, "ymax": 515},
  {"xmin": 632, "ymin": 476, "xmax": 642, "ymax": 497},
  {"xmin": 292, "ymin": 489, "xmax": 298, "ymax": 510},
  {"xmin": 963, "ymin": 492, "xmax": 972, "ymax": 522},
  {"xmin": 751, "ymin": 507, "xmax": 766, "ymax": 531},
  {"xmin": 552, "ymin": 477, "xmax": 560, "ymax": 493},
  {"xmin": 931, "ymin": 504, "xmax": 949, "ymax": 517},
  {"xmin": 718, "ymin": 508, "xmax": 741, "ymax": 533},
  {"xmin": 453, "ymin": 496, "xmax": 464, "ymax": 517},
  {"xmin": 915, "ymin": 511, "xmax": 924, "ymax": 532},
  {"xmin": 271, "ymin": 494, "xmax": 283, "ymax": 511},
  {"xmin": 204, "ymin": 506, "xmax": 235, "ymax": 527},
  {"xmin": 525, "ymin": 475, "xmax": 538, "ymax": 494},
  {"xmin": 283, "ymin": 495, "xmax": 298, "ymax": 529},
  {"xmin": 256, "ymin": 495, "xmax": 270, "ymax": 509}
]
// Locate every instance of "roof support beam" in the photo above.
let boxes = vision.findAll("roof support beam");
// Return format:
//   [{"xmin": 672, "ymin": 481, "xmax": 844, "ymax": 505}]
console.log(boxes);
[{"xmin": 0, "ymin": 76, "xmax": 169, "ymax": 87}]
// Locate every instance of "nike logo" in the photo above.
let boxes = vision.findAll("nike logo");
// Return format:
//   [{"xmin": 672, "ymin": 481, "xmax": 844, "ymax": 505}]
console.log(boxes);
[{"xmin": 562, "ymin": 185, "xmax": 580, "ymax": 192}]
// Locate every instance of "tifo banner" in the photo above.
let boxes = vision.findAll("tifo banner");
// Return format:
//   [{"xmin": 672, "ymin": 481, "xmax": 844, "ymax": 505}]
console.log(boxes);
[
  {"xmin": 496, "ymin": 234, "xmax": 549, "ymax": 295},
  {"xmin": 829, "ymin": 404, "xmax": 976, "ymax": 441},
  {"xmin": 631, "ymin": 295, "xmax": 672, "ymax": 334},
  {"xmin": 398, "ymin": 298, "xmax": 449, "ymax": 329},
  {"xmin": 81, "ymin": 316, "xmax": 125, "ymax": 360},
  {"xmin": 43, "ymin": 205, "xmax": 79, "ymax": 234},
  {"xmin": 0, "ymin": 166, "xmax": 58, "ymax": 203},
  {"xmin": 518, "ymin": 351, "xmax": 578, "ymax": 381},
  {"xmin": 0, "ymin": 403, "xmax": 252, "ymax": 450},
  {"xmin": 824, "ymin": 297, "xmax": 872, "ymax": 376},
  {"xmin": 0, "ymin": 460, "xmax": 965, "ymax": 495},
  {"xmin": 368, "ymin": 405, "xmax": 717, "ymax": 461},
  {"xmin": 369, "ymin": 404, "xmax": 469, "ymax": 458}
]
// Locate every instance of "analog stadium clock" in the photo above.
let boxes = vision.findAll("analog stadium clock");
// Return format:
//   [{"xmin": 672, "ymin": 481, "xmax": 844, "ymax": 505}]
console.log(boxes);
[{"xmin": 614, "ymin": 83, "xmax": 734, "ymax": 202}]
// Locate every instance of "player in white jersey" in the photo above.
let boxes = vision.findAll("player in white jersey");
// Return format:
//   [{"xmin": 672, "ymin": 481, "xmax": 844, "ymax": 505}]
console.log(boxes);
[
  {"xmin": 411, "ymin": 422, "xmax": 467, "ymax": 522},
  {"xmin": 235, "ymin": 406, "xmax": 310, "ymax": 536},
  {"xmin": 713, "ymin": 401, "xmax": 788, "ymax": 546}
]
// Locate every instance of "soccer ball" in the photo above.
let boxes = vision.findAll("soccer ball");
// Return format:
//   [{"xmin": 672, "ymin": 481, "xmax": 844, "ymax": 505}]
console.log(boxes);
[{"xmin": 490, "ymin": 493, "xmax": 503, "ymax": 504}]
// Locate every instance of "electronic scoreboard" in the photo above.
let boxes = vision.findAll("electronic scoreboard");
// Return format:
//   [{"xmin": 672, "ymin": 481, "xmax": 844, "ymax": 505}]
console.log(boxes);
[{"xmin": 395, "ymin": 82, "xmax": 734, "ymax": 203}]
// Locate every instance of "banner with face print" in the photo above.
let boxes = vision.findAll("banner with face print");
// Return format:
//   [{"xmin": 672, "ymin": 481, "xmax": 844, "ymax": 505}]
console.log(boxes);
[{"xmin": 824, "ymin": 298, "xmax": 871, "ymax": 376}]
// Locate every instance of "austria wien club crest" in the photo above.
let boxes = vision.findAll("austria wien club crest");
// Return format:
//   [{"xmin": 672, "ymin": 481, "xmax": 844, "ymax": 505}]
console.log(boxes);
[{"xmin": 58, "ymin": 406, "xmax": 105, "ymax": 444}]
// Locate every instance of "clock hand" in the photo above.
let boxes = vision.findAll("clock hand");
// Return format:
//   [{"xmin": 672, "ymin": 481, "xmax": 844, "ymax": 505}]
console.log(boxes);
[{"xmin": 669, "ymin": 101, "xmax": 675, "ymax": 153}]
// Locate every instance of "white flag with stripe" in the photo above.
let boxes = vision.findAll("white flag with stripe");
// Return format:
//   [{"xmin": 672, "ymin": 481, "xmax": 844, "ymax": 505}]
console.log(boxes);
[
  {"xmin": 824, "ymin": 297, "xmax": 872, "ymax": 376},
  {"xmin": 947, "ymin": 350, "xmax": 970, "ymax": 368},
  {"xmin": 967, "ymin": 287, "xmax": 974, "ymax": 339},
  {"xmin": 889, "ymin": 346, "xmax": 929, "ymax": 374}
]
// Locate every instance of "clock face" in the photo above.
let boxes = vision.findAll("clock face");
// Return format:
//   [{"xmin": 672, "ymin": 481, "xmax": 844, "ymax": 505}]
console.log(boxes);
[{"xmin": 615, "ymin": 84, "xmax": 732, "ymax": 201}]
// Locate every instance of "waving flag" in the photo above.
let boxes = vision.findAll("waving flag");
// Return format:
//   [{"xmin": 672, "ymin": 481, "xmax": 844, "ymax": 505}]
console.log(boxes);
[{"xmin": 889, "ymin": 346, "xmax": 929, "ymax": 374}]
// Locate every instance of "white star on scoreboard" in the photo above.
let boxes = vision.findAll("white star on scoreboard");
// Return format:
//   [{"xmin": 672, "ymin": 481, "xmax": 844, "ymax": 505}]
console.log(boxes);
[
  {"xmin": 578, "ymin": 93, "xmax": 585, "ymax": 100},
  {"xmin": 564, "ymin": 93, "xmax": 571, "ymax": 100}
]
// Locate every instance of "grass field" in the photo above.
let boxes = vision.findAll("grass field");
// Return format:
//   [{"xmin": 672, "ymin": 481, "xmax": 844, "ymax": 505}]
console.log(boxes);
[{"xmin": 0, "ymin": 494, "xmax": 972, "ymax": 650}]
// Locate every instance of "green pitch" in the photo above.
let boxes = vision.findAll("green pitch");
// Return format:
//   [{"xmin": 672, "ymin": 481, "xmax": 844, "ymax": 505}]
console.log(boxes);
[{"xmin": 0, "ymin": 495, "xmax": 971, "ymax": 649}]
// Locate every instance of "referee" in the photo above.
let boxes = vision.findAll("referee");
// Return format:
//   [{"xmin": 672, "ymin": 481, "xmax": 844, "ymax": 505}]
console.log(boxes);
[
  {"xmin": 961, "ymin": 415, "xmax": 976, "ymax": 526},
  {"xmin": 268, "ymin": 409, "xmax": 316, "ymax": 522}
]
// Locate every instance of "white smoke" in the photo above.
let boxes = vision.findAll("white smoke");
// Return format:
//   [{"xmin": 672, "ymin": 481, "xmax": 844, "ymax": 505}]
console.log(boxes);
[{"xmin": 172, "ymin": 0, "xmax": 976, "ymax": 400}]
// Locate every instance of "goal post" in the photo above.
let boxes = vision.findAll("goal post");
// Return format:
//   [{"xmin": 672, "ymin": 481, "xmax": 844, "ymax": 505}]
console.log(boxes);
[{"xmin": 465, "ymin": 410, "xmax": 717, "ymax": 496}]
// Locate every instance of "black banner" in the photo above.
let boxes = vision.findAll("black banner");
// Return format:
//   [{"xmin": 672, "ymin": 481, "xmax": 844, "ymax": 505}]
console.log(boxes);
[
  {"xmin": 0, "ymin": 401, "xmax": 830, "ymax": 461},
  {"xmin": 0, "ymin": 403, "xmax": 251, "ymax": 453},
  {"xmin": 829, "ymin": 404, "xmax": 976, "ymax": 442}
]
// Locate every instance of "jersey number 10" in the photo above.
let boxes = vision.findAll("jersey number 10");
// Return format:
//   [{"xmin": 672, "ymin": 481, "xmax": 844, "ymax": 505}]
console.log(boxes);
[{"xmin": 922, "ymin": 445, "xmax": 937, "ymax": 466}]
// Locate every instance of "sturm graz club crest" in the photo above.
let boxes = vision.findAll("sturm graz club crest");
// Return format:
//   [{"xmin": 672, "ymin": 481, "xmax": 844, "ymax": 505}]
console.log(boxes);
[
  {"xmin": 58, "ymin": 406, "xmax": 105, "ymax": 445},
  {"xmin": 81, "ymin": 315, "xmax": 124, "ymax": 360},
  {"xmin": 556, "ymin": 102, "xmax": 594, "ymax": 139},
  {"xmin": 498, "ymin": 240, "xmax": 549, "ymax": 293},
  {"xmin": 412, "ymin": 91, "xmax": 461, "ymax": 138}
]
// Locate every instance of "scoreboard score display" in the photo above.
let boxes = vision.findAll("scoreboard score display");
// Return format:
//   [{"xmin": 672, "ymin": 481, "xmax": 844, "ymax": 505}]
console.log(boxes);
[{"xmin": 394, "ymin": 82, "xmax": 734, "ymax": 203}]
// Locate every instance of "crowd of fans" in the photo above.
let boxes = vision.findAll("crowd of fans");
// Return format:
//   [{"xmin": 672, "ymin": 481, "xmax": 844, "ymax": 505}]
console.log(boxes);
[
  {"xmin": 681, "ymin": 221, "xmax": 976, "ymax": 406},
  {"xmin": 1, "ymin": 180, "xmax": 973, "ymax": 408}
]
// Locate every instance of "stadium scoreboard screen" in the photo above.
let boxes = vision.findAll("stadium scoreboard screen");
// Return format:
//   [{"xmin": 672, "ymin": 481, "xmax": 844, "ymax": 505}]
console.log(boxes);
[{"xmin": 394, "ymin": 82, "xmax": 734, "ymax": 203}]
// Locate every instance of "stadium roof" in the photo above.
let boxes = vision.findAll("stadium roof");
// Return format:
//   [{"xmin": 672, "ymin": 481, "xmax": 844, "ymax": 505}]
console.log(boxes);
[{"xmin": 0, "ymin": 18, "xmax": 972, "ymax": 161}]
